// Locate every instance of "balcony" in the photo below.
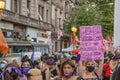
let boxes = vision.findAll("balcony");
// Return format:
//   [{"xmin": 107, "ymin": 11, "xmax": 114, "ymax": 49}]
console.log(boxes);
[{"xmin": 1, "ymin": 9, "xmax": 52, "ymax": 31}]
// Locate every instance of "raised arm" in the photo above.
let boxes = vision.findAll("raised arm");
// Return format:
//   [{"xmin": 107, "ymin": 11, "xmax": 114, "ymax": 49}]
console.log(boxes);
[
  {"xmin": 95, "ymin": 47, "xmax": 105, "ymax": 78},
  {"xmin": 78, "ymin": 60, "xmax": 85, "ymax": 77}
]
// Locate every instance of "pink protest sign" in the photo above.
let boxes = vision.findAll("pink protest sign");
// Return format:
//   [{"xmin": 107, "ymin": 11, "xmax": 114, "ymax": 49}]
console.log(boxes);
[{"xmin": 80, "ymin": 26, "xmax": 102, "ymax": 60}]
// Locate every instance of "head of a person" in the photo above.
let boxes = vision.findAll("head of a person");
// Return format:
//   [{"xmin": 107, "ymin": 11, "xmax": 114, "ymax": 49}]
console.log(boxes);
[
  {"xmin": 61, "ymin": 59, "xmax": 76, "ymax": 78},
  {"xmin": 3, "ymin": 63, "xmax": 23, "ymax": 80},
  {"xmin": 46, "ymin": 56, "xmax": 55, "ymax": 66},
  {"xmin": 27, "ymin": 68, "xmax": 41, "ymax": 80},
  {"xmin": 41, "ymin": 53, "xmax": 49, "ymax": 62},
  {"xmin": 107, "ymin": 53, "xmax": 114, "ymax": 60},
  {"xmin": 0, "ymin": 59, "xmax": 8, "ymax": 70},
  {"xmin": 21, "ymin": 55, "xmax": 33, "ymax": 75},
  {"xmin": 85, "ymin": 60, "xmax": 96, "ymax": 73},
  {"xmin": 112, "ymin": 52, "xmax": 120, "ymax": 62},
  {"xmin": 33, "ymin": 60, "xmax": 39, "ymax": 69}
]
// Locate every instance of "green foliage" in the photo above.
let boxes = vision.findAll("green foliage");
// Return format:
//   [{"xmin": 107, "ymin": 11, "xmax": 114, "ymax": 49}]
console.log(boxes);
[{"xmin": 64, "ymin": 0, "xmax": 114, "ymax": 38}]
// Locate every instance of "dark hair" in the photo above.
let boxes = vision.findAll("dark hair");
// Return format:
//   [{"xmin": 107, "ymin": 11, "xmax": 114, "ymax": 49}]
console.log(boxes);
[
  {"xmin": 4, "ymin": 63, "xmax": 20, "ymax": 80},
  {"xmin": 33, "ymin": 60, "xmax": 39, "ymax": 69},
  {"xmin": 115, "ymin": 66, "xmax": 120, "ymax": 80},
  {"xmin": 61, "ymin": 59, "xmax": 76, "ymax": 76},
  {"xmin": 21, "ymin": 55, "xmax": 33, "ymax": 68},
  {"xmin": 71, "ymin": 56, "xmax": 76, "ymax": 60},
  {"xmin": 41, "ymin": 54, "xmax": 49, "ymax": 61},
  {"xmin": 107, "ymin": 53, "xmax": 114, "ymax": 60}
]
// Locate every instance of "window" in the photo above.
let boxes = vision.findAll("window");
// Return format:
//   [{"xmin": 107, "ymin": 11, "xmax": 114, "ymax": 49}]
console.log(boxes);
[
  {"xmin": 27, "ymin": 0, "xmax": 30, "ymax": 10},
  {"xmin": 46, "ymin": 10, "xmax": 49, "ymax": 22},
  {"xmin": 60, "ymin": 40, "xmax": 62, "ymax": 51},
  {"xmin": 55, "ymin": 9, "xmax": 57, "ymax": 27},
  {"xmin": 38, "ymin": 5, "xmax": 44, "ymax": 20},
  {"xmin": 2, "ymin": 29, "xmax": 13, "ymax": 38},
  {"xmin": 5, "ymin": 0, "xmax": 11, "ymax": 10},
  {"xmin": 41, "ymin": 7, "xmax": 44, "ymax": 20},
  {"xmin": 55, "ymin": 41, "xmax": 57, "ymax": 51},
  {"xmin": 58, "ymin": 18, "xmax": 61, "ymax": 28},
  {"xmin": 14, "ymin": 0, "xmax": 18, "ymax": 12},
  {"xmin": 38, "ymin": 5, "xmax": 40, "ymax": 13}
]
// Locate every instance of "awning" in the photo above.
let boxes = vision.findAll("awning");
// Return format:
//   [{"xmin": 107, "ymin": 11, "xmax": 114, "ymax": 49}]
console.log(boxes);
[{"xmin": 62, "ymin": 44, "xmax": 75, "ymax": 52}]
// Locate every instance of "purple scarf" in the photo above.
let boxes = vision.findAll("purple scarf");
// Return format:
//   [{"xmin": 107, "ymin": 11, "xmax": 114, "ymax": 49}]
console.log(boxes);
[{"xmin": 0, "ymin": 66, "xmax": 24, "ymax": 78}]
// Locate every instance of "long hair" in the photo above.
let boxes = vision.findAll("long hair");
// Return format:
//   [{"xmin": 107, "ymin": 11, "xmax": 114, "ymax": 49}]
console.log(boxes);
[{"xmin": 60, "ymin": 59, "xmax": 76, "ymax": 76}]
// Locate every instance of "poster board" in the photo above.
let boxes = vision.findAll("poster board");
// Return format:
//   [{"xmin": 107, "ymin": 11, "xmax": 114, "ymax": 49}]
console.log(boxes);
[{"xmin": 79, "ymin": 26, "xmax": 102, "ymax": 60}]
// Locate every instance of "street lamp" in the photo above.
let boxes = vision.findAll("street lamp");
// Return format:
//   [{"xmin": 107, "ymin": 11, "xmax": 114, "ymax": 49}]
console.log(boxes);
[
  {"xmin": 71, "ymin": 26, "xmax": 77, "ymax": 33},
  {"xmin": 0, "ymin": 0, "xmax": 5, "ymax": 13}
]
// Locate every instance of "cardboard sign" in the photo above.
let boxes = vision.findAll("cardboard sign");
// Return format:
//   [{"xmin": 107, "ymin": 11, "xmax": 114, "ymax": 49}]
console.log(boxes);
[{"xmin": 80, "ymin": 26, "xmax": 102, "ymax": 60}]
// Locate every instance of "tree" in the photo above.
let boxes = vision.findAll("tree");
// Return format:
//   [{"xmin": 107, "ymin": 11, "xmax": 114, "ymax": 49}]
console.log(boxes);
[{"xmin": 64, "ymin": 0, "xmax": 114, "ymax": 38}]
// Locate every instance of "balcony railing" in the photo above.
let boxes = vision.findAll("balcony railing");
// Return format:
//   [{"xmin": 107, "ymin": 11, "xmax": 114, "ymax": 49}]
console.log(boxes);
[{"xmin": 1, "ymin": 9, "xmax": 51, "ymax": 31}]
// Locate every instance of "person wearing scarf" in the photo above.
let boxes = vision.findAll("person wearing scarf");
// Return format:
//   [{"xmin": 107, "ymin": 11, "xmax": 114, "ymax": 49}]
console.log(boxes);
[
  {"xmin": 21, "ymin": 55, "xmax": 33, "ymax": 80},
  {"xmin": 55, "ymin": 59, "xmax": 81, "ymax": 80},
  {"xmin": 0, "ymin": 63, "xmax": 24, "ymax": 80}
]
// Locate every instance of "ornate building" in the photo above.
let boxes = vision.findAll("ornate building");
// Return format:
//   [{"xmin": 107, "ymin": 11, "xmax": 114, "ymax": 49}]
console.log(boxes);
[
  {"xmin": 0, "ymin": 0, "xmax": 75, "ymax": 54},
  {"xmin": 51, "ymin": 0, "xmax": 76, "ymax": 52},
  {"xmin": 1, "ymin": 0, "xmax": 52, "ymax": 54}
]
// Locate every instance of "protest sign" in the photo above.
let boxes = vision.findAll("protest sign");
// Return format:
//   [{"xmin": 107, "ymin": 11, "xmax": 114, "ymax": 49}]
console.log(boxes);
[{"xmin": 80, "ymin": 26, "xmax": 102, "ymax": 60}]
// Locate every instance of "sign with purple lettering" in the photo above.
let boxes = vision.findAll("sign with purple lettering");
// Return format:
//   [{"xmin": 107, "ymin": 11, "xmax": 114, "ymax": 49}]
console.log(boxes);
[{"xmin": 80, "ymin": 26, "xmax": 102, "ymax": 60}]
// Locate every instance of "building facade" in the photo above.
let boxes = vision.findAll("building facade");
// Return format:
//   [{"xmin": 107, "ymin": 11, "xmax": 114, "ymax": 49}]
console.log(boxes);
[
  {"xmin": 1, "ymin": 0, "xmax": 52, "ymax": 54},
  {"xmin": 0, "ymin": 0, "xmax": 75, "ymax": 54},
  {"xmin": 51, "ymin": 0, "xmax": 76, "ymax": 52}
]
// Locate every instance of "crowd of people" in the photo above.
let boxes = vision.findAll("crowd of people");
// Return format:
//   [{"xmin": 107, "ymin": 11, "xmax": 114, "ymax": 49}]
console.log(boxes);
[{"xmin": 0, "ymin": 46, "xmax": 120, "ymax": 80}]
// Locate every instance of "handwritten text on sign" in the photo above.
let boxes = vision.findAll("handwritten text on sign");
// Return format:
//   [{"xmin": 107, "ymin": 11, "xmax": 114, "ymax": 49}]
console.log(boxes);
[{"xmin": 80, "ymin": 26, "xmax": 102, "ymax": 60}]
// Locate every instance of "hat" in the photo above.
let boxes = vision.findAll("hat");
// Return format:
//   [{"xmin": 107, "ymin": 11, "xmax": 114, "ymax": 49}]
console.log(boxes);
[{"xmin": 28, "ymin": 68, "xmax": 41, "ymax": 76}]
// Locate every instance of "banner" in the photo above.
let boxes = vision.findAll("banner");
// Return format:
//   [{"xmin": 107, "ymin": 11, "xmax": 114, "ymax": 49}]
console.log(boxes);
[{"xmin": 80, "ymin": 26, "xmax": 102, "ymax": 60}]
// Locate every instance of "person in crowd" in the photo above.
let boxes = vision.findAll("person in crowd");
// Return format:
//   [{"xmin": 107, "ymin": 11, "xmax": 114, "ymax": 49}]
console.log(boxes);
[
  {"xmin": 40, "ymin": 54, "xmax": 49, "ymax": 80},
  {"xmin": 0, "ymin": 59, "xmax": 8, "ymax": 80},
  {"xmin": 0, "ymin": 62, "xmax": 24, "ymax": 80},
  {"xmin": 103, "ymin": 53, "xmax": 114, "ymax": 80},
  {"xmin": 21, "ymin": 55, "xmax": 33, "ymax": 80},
  {"xmin": 0, "ymin": 59, "xmax": 8, "ymax": 72},
  {"xmin": 27, "ymin": 68, "xmax": 42, "ymax": 80},
  {"xmin": 40, "ymin": 54, "xmax": 49, "ymax": 70},
  {"xmin": 49, "ymin": 56, "xmax": 60, "ymax": 79},
  {"xmin": 33, "ymin": 60, "xmax": 40, "ymax": 69},
  {"xmin": 55, "ymin": 59, "xmax": 81, "ymax": 80},
  {"xmin": 78, "ymin": 60, "xmax": 103, "ymax": 80},
  {"xmin": 109, "ymin": 54, "xmax": 120, "ymax": 80},
  {"xmin": 114, "ymin": 65, "xmax": 120, "ymax": 80},
  {"xmin": 41, "ymin": 56, "xmax": 60, "ymax": 80}
]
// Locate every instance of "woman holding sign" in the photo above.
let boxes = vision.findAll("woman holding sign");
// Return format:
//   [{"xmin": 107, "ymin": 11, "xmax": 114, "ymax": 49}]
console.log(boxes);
[{"xmin": 78, "ymin": 60, "xmax": 103, "ymax": 80}]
